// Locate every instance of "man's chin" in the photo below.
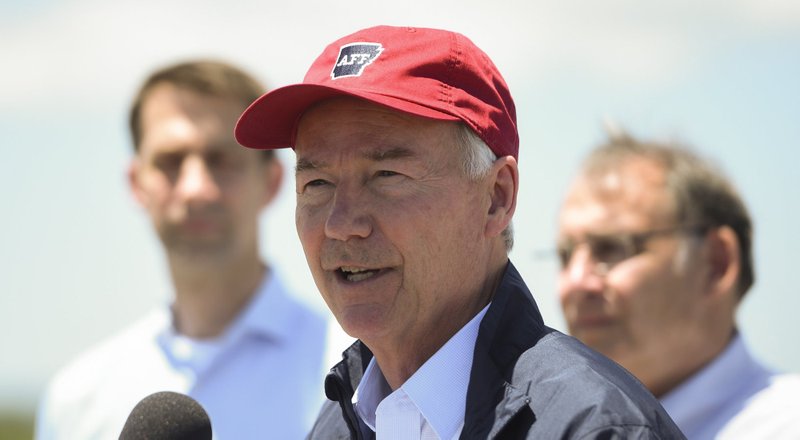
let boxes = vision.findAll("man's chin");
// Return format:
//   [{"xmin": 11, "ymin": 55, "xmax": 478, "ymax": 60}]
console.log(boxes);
[
  {"xmin": 165, "ymin": 241, "xmax": 233, "ymax": 260},
  {"xmin": 335, "ymin": 305, "xmax": 394, "ymax": 343},
  {"xmin": 571, "ymin": 325, "xmax": 621, "ymax": 352}
]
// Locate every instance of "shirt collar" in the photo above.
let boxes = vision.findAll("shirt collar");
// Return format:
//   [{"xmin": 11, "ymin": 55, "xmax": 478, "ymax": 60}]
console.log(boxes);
[
  {"xmin": 354, "ymin": 303, "xmax": 490, "ymax": 439},
  {"xmin": 354, "ymin": 359, "xmax": 392, "ymax": 429},
  {"xmin": 226, "ymin": 269, "xmax": 296, "ymax": 344},
  {"xmin": 157, "ymin": 270, "xmax": 295, "ymax": 366},
  {"xmin": 660, "ymin": 332, "xmax": 773, "ymax": 429}
]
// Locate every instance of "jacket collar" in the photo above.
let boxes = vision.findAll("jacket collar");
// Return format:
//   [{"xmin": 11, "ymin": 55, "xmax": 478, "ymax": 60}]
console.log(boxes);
[
  {"xmin": 325, "ymin": 341, "xmax": 373, "ymax": 439},
  {"xmin": 324, "ymin": 260, "xmax": 550, "ymax": 439},
  {"xmin": 461, "ymin": 261, "xmax": 551, "ymax": 438}
]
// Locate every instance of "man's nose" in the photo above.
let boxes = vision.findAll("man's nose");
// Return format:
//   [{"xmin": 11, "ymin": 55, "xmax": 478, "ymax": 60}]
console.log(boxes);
[
  {"xmin": 175, "ymin": 157, "xmax": 220, "ymax": 204},
  {"xmin": 324, "ymin": 185, "xmax": 372, "ymax": 241}
]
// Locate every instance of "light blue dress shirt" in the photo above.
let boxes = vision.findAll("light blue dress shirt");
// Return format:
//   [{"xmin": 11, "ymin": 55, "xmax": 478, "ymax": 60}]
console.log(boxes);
[
  {"xmin": 36, "ymin": 272, "xmax": 329, "ymax": 439},
  {"xmin": 660, "ymin": 333, "xmax": 800, "ymax": 439}
]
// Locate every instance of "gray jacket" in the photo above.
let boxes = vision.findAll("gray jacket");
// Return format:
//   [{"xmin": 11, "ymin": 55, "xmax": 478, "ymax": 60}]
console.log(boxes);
[{"xmin": 307, "ymin": 261, "xmax": 685, "ymax": 439}]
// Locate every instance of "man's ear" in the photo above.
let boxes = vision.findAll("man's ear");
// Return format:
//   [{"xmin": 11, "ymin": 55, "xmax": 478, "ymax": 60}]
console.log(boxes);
[
  {"xmin": 705, "ymin": 225, "xmax": 742, "ymax": 300},
  {"xmin": 127, "ymin": 159, "xmax": 147, "ymax": 207},
  {"xmin": 261, "ymin": 156, "xmax": 284, "ymax": 209},
  {"xmin": 485, "ymin": 155, "xmax": 518, "ymax": 238}
]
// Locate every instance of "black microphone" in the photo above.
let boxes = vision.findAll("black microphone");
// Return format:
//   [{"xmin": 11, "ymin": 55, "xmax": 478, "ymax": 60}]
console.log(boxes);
[{"xmin": 119, "ymin": 391, "xmax": 212, "ymax": 440}]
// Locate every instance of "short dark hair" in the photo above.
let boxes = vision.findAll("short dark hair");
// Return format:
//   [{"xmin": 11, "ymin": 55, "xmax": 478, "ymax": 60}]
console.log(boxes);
[
  {"xmin": 582, "ymin": 133, "xmax": 754, "ymax": 299},
  {"xmin": 128, "ymin": 60, "xmax": 273, "ymax": 160}
]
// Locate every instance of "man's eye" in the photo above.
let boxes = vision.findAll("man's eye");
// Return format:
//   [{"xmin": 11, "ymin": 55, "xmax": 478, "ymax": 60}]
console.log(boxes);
[
  {"xmin": 376, "ymin": 170, "xmax": 400, "ymax": 178},
  {"xmin": 590, "ymin": 238, "xmax": 629, "ymax": 265},
  {"xmin": 205, "ymin": 152, "xmax": 231, "ymax": 169},
  {"xmin": 557, "ymin": 245, "xmax": 573, "ymax": 268},
  {"xmin": 303, "ymin": 179, "xmax": 331, "ymax": 191},
  {"xmin": 154, "ymin": 154, "xmax": 183, "ymax": 170}
]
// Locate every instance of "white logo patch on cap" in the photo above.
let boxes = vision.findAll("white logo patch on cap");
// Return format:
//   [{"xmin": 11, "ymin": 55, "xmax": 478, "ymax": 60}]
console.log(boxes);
[{"xmin": 331, "ymin": 42, "xmax": 383, "ymax": 80}]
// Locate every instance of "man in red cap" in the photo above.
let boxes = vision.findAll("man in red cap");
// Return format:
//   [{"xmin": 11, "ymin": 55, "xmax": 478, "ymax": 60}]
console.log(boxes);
[{"xmin": 236, "ymin": 26, "xmax": 684, "ymax": 439}]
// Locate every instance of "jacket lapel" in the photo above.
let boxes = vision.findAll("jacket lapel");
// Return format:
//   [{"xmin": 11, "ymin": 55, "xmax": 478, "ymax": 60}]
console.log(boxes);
[
  {"xmin": 461, "ymin": 261, "xmax": 550, "ymax": 439},
  {"xmin": 324, "ymin": 342, "xmax": 374, "ymax": 440},
  {"xmin": 460, "ymin": 343, "xmax": 535, "ymax": 439},
  {"xmin": 486, "ymin": 384, "xmax": 534, "ymax": 439}
]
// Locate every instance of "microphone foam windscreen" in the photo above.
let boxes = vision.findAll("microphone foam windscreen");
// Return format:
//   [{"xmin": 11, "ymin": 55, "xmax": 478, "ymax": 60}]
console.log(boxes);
[{"xmin": 119, "ymin": 391, "xmax": 212, "ymax": 440}]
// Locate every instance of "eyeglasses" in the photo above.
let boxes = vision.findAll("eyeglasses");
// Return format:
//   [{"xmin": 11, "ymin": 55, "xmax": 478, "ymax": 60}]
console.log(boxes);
[{"xmin": 556, "ymin": 225, "xmax": 709, "ymax": 276}]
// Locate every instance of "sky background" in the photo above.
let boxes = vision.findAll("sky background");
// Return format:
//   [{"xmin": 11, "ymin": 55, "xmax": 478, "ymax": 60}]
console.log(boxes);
[{"xmin": 2, "ymin": 0, "xmax": 799, "ymax": 415}]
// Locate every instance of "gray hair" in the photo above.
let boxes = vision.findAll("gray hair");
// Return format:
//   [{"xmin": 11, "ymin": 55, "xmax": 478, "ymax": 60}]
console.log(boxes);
[
  {"xmin": 454, "ymin": 124, "xmax": 514, "ymax": 252},
  {"xmin": 581, "ymin": 132, "xmax": 754, "ymax": 299}
]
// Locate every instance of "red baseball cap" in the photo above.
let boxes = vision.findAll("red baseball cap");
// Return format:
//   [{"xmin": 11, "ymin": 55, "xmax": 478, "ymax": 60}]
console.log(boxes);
[{"xmin": 235, "ymin": 25, "xmax": 518, "ymax": 159}]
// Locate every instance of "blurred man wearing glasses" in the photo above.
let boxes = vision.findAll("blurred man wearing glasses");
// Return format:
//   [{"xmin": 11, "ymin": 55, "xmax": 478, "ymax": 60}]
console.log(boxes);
[{"xmin": 556, "ymin": 133, "xmax": 800, "ymax": 439}]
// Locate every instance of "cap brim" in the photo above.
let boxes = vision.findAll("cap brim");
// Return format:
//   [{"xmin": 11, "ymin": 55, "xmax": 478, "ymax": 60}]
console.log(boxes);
[{"xmin": 235, "ymin": 83, "xmax": 461, "ymax": 150}]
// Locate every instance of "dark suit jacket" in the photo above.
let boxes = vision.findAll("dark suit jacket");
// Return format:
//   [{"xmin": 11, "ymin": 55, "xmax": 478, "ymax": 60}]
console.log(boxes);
[{"xmin": 307, "ymin": 261, "xmax": 685, "ymax": 439}]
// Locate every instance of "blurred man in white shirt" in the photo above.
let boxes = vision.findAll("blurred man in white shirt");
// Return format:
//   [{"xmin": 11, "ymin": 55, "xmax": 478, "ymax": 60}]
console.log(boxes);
[{"xmin": 36, "ymin": 60, "xmax": 329, "ymax": 439}]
